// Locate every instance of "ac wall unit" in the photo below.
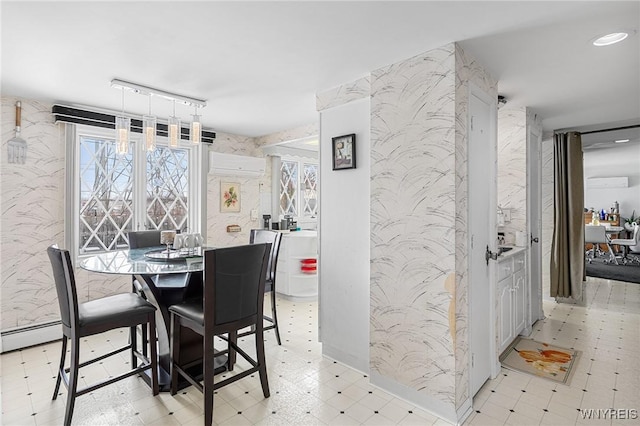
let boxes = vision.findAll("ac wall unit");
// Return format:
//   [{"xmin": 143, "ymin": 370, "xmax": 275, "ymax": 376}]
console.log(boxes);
[
  {"xmin": 586, "ymin": 177, "xmax": 628, "ymax": 189},
  {"xmin": 209, "ymin": 152, "xmax": 266, "ymax": 177}
]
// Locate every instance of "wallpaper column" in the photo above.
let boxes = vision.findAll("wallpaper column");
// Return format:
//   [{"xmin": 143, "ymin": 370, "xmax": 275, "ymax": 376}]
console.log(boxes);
[{"xmin": 369, "ymin": 42, "xmax": 497, "ymax": 423}]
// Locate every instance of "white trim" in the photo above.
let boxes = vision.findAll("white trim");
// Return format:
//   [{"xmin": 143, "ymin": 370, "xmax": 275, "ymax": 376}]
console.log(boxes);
[
  {"xmin": 370, "ymin": 372, "xmax": 458, "ymax": 424},
  {"xmin": 70, "ymin": 124, "xmax": 201, "ymax": 260},
  {"xmin": 467, "ymin": 83, "xmax": 499, "ymax": 390},
  {"xmin": 1, "ymin": 322, "xmax": 62, "ymax": 353}
]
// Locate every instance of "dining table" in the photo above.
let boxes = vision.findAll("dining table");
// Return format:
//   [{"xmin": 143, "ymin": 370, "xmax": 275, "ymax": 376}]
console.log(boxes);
[{"xmin": 79, "ymin": 246, "xmax": 226, "ymax": 391}]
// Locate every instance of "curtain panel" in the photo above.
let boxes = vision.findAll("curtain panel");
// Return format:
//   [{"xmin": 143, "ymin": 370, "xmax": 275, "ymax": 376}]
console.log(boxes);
[{"xmin": 550, "ymin": 131, "xmax": 585, "ymax": 299}]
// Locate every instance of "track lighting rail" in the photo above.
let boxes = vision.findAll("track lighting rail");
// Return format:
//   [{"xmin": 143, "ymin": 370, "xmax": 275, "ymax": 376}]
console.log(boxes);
[{"xmin": 110, "ymin": 79, "xmax": 207, "ymax": 108}]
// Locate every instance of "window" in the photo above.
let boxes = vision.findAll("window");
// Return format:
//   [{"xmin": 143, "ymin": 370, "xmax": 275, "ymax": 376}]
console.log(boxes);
[
  {"xmin": 74, "ymin": 126, "xmax": 199, "ymax": 255},
  {"xmin": 279, "ymin": 158, "xmax": 317, "ymax": 218}
]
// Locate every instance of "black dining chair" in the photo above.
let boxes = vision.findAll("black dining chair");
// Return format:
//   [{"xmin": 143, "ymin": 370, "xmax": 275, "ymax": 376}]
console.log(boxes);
[
  {"xmin": 47, "ymin": 245, "xmax": 159, "ymax": 426},
  {"xmin": 238, "ymin": 229, "xmax": 283, "ymax": 344},
  {"xmin": 127, "ymin": 230, "xmax": 193, "ymax": 290},
  {"xmin": 168, "ymin": 243, "xmax": 271, "ymax": 426}
]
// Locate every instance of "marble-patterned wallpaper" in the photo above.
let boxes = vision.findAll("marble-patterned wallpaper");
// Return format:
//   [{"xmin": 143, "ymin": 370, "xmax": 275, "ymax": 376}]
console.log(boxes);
[
  {"xmin": 254, "ymin": 122, "xmax": 319, "ymax": 147},
  {"xmin": 316, "ymin": 76, "xmax": 371, "ymax": 111},
  {"xmin": 497, "ymin": 106, "xmax": 527, "ymax": 243},
  {"xmin": 1, "ymin": 98, "xmax": 130, "ymax": 330},
  {"xmin": 370, "ymin": 43, "xmax": 460, "ymax": 413},
  {"xmin": 369, "ymin": 43, "xmax": 497, "ymax": 418},
  {"xmin": 205, "ymin": 131, "xmax": 269, "ymax": 248},
  {"xmin": 1, "ymin": 96, "xmax": 283, "ymax": 333}
]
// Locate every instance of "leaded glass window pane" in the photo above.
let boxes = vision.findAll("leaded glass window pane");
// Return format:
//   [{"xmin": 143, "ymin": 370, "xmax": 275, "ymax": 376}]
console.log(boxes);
[
  {"xmin": 280, "ymin": 160, "xmax": 298, "ymax": 216},
  {"xmin": 302, "ymin": 163, "xmax": 318, "ymax": 216},
  {"xmin": 79, "ymin": 136, "xmax": 134, "ymax": 253},
  {"xmin": 146, "ymin": 147, "xmax": 189, "ymax": 231}
]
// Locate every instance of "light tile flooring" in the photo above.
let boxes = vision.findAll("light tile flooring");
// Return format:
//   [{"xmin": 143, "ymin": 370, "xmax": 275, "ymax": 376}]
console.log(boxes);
[
  {"xmin": 1, "ymin": 276, "xmax": 638, "ymax": 425},
  {"xmin": 466, "ymin": 277, "xmax": 640, "ymax": 426},
  {"xmin": 0, "ymin": 297, "xmax": 446, "ymax": 426}
]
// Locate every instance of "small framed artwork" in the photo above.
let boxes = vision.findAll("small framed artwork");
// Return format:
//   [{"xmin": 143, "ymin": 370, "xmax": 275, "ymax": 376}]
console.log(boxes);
[
  {"xmin": 332, "ymin": 133, "xmax": 356, "ymax": 170},
  {"xmin": 220, "ymin": 181, "xmax": 241, "ymax": 213}
]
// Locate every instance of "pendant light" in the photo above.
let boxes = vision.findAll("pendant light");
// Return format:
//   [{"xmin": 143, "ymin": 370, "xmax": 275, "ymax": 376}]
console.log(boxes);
[
  {"xmin": 168, "ymin": 100, "xmax": 180, "ymax": 148},
  {"xmin": 191, "ymin": 105, "xmax": 201, "ymax": 144},
  {"xmin": 115, "ymin": 88, "xmax": 129, "ymax": 155},
  {"xmin": 143, "ymin": 94, "xmax": 157, "ymax": 152}
]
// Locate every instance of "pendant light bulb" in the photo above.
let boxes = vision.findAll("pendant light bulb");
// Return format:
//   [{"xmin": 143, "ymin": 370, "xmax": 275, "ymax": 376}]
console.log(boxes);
[
  {"xmin": 169, "ymin": 100, "xmax": 180, "ymax": 148},
  {"xmin": 116, "ymin": 88, "xmax": 129, "ymax": 155},
  {"xmin": 143, "ymin": 95, "xmax": 156, "ymax": 152},
  {"xmin": 191, "ymin": 106, "xmax": 201, "ymax": 144}
]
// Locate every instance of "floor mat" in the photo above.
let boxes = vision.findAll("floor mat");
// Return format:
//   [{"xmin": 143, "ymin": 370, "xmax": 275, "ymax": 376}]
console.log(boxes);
[{"xmin": 500, "ymin": 336, "xmax": 580, "ymax": 385}]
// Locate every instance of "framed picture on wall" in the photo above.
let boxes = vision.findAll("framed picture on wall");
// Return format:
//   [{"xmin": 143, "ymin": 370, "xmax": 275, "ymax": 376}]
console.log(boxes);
[
  {"xmin": 332, "ymin": 133, "xmax": 356, "ymax": 170},
  {"xmin": 220, "ymin": 182, "xmax": 241, "ymax": 213}
]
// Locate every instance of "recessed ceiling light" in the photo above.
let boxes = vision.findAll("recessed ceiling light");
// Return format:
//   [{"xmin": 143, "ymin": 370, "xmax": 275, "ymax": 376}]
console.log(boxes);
[
  {"xmin": 593, "ymin": 32, "xmax": 629, "ymax": 46},
  {"xmin": 614, "ymin": 139, "xmax": 630, "ymax": 143}
]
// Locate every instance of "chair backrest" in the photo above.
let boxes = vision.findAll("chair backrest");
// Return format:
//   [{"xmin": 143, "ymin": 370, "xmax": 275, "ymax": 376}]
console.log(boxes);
[
  {"xmin": 631, "ymin": 223, "xmax": 640, "ymax": 244},
  {"xmin": 128, "ymin": 230, "xmax": 162, "ymax": 249},
  {"xmin": 47, "ymin": 245, "xmax": 79, "ymax": 330},
  {"xmin": 585, "ymin": 225, "xmax": 607, "ymax": 244},
  {"xmin": 250, "ymin": 229, "xmax": 282, "ymax": 282},
  {"xmin": 203, "ymin": 243, "xmax": 270, "ymax": 327}
]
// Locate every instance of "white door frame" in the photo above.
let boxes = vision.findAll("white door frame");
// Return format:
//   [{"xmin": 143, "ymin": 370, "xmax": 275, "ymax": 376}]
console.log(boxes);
[
  {"xmin": 527, "ymin": 124, "xmax": 544, "ymax": 324},
  {"xmin": 468, "ymin": 84, "xmax": 500, "ymax": 395}
]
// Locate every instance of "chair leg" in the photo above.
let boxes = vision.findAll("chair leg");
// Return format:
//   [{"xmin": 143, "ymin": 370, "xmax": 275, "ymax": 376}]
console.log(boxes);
[
  {"xmin": 148, "ymin": 314, "xmax": 159, "ymax": 396},
  {"xmin": 228, "ymin": 331, "xmax": 237, "ymax": 371},
  {"xmin": 204, "ymin": 329, "xmax": 215, "ymax": 426},
  {"xmin": 169, "ymin": 314, "xmax": 181, "ymax": 396},
  {"xmin": 130, "ymin": 325, "xmax": 138, "ymax": 369},
  {"xmin": 63, "ymin": 336, "xmax": 80, "ymax": 426},
  {"xmin": 52, "ymin": 337, "xmax": 67, "ymax": 400},
  {"xmin": 255, "ymin": 326, "xmax": 270, "ymax": 399},
  {"xmin": 270, "ymin": 290, "xmax": 281, "ymax": 345}
]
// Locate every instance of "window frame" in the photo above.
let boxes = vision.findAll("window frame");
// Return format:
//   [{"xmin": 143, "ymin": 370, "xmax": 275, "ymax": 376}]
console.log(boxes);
[
  {"xmin": 278, "ymin": 155, "xmax": 318, "ymax": 220},
  {"xmin": 65, "ymin": 124, "xmax": 203, "ymax": 261}
]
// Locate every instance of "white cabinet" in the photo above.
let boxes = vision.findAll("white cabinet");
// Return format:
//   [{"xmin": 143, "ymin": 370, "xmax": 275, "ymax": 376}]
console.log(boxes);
[
  {"xmin": 498, "ymin": 251, "xmax": 527, "ymax": 353},
  {"xmin": 275, "ymin": 231, "xmax": 318, "ymax": 299}
]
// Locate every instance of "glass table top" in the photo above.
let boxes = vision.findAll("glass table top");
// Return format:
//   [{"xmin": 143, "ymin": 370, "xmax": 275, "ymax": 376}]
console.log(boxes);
[{"xmin": 79, "ymin": 246, "xmax": 206, "ymax": 275}]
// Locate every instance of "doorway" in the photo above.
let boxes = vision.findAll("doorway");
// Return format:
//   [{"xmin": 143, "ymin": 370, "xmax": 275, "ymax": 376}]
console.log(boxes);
[{"xmin": 468, "ymin": 87, "xmax": 498, "ymax": 397}]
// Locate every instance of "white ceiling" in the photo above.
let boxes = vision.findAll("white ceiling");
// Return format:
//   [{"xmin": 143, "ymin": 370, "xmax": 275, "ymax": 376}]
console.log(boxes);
[{"xmin": 1, "ymin": 1, "xmax": 638, "ymax": 139}]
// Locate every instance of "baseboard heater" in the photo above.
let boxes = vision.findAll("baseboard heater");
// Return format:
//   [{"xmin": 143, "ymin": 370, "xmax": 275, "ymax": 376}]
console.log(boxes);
[{"xmin": 1, "ymin": 320, "xmax": 62, "ymax": 353}]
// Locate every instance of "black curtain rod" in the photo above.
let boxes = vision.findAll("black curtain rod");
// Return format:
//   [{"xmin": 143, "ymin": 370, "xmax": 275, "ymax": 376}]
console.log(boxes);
[{"xmin": 581, "ymin": 124, "xmax": 640, "ymax": 135}]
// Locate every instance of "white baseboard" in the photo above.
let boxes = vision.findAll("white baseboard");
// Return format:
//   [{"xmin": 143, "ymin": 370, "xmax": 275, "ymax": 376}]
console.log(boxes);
[
  {"xmin": 370, "ymin": 371, "xmax": 458, "ymax": 424},
  {"xmin": 1, "ymin": 321, "xmax": 62, "ymax": 353}
]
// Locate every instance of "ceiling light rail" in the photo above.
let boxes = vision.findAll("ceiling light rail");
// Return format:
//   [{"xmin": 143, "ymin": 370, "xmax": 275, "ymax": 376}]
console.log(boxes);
[{"xmin": 110, "ymin": 79, "xmax": 207, "ymax": 108}]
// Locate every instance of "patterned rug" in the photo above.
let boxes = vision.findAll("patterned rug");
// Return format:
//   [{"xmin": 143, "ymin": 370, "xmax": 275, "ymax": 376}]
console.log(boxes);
[{"xmin": 500, "ymin": 337, "xmax": 580, "ymax": 385}]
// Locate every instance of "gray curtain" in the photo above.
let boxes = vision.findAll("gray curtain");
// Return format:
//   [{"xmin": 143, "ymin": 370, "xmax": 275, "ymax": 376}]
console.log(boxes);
[{"xmin": 550, "ymin": 131, "xmax": 585, "ymax": 299}]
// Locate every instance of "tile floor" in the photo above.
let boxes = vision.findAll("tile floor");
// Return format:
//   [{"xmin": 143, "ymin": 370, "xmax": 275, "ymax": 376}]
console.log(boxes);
[
  {"xmin": 466, "ymin": 277, "xmax": 640, "ymax": 426},
  {"xmin": 1, "ymin": 275, "xmax": 638, "ymax": 425}
]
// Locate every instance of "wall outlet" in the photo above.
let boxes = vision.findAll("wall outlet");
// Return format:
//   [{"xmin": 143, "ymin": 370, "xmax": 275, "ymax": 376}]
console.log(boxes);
[
  {"xmin": 503, "ymin": 208, "xmax": 511, "ymax": 223},
  {"xmin": 250, "ymin": 209, "xmax": 258, "ymax": 221}
]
